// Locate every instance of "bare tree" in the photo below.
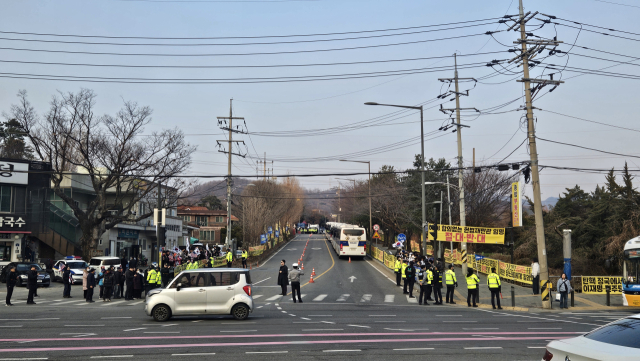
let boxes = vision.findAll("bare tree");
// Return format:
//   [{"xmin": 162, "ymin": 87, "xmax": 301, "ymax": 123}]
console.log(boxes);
[{"xmin": 6, "ymin": 89, "xmax": 196, "ymax": 257}]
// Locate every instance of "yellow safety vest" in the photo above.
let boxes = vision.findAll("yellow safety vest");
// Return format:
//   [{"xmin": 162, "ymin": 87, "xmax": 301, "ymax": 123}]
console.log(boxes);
[
  {"xmin": 445, "ymin": 269, "xmax": 457, "ymax": 285},
  {"xmin": 394, "ymin": 260, "xmax": 401, "ymax": 272},
  {"xmin": 401, "ymin": 264, "xmax": 408, "ymax": 279},
  {"xmin": 242, "ymin": 251, "xmax": 248, "ymax": 260},
  {"xmin": 487, "ymin": 273, "xmax": 501, "ymax": 288},
  {"xmin": 226, "ymin": 252, "xmax": 233, "ymax": 262},
  {"xmin": 466, "ymin": 274, "xmax": 480, "ymax": 290},
  {"xmin": 210, "ymin": 257, "xmax": 215, "ymax": 265},
  {"xmin": 426, "ymin": 269, "xmax": 433, "ymax": 283},
  {"xmin": 147, "ymin": 270, "xmax": 158, "ymax": 283}
]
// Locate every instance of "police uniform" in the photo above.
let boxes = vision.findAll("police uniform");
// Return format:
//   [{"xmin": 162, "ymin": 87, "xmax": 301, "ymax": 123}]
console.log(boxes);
[
  {"xmin": 432, "ymin": 267, "xmax": 443, "ymax": 305},
  {"xmin": 466, "ymin": 271, "xmax": 480, "ymax": 307},
  {"xmin": 241, "ymin": 250, "xmax": 248, "ymax": 269},
  {"xmin": 401, "ymin": 261, "xmax": 409, "ymax": 294},
  {"xmin": 418, "ymin": 266, "xmax": 430, "ymax": 305},
  {"xmin": 394, "ymin": 258, "xmax": 402, "ymax": 287},
  {"xmin": 146, "ymin": 268, "xmax": 159, "ymax": 295},
  {"xmin": 487, "ymin": 269, "xmax": 502, "ymax": 309},
  {"xmin": 226, "ymin": 251, "xmax": 233, "ymax": 268},
  {"xmin": 445, "ymin": 266, "xmax": 457, "ymax": 304}
]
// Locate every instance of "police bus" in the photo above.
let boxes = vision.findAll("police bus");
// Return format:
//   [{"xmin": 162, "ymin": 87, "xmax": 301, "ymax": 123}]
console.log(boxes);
[
  {"xmin": 327, "ymin": 222, "xmax": 367, "ymax": 259},
  {"xmin": 623, "ymin": 236, "xmax": 640, "ymax": 306}
]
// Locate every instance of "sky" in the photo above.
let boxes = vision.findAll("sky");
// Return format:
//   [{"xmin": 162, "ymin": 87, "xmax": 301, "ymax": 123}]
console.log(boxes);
[{"xmin": 1, "ymin": 0, "xmax": 640, "ymax": 203}]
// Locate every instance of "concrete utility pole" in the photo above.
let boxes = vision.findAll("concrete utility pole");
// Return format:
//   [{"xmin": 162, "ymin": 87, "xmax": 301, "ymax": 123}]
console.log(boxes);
[
  {"xmin": 511, "ymin": 0, "xmax": 563, "ymax": 309},
  {"xmin": 439, "ymin": 55, "xmax": 477, "ymax": 274}
]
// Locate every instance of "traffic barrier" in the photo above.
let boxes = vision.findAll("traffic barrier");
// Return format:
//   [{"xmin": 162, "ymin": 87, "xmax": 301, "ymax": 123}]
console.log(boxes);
[{"xmin": 310, "ymin": 274, "xmax": 314, "ymax": 283}]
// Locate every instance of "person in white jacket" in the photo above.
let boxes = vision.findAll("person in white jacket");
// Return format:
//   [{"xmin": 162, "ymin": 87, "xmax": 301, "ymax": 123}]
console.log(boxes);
[
  {"xmin": 288, "ymin": 263, "xmax": 304, "ymax": 303},
  {"xmin": 531, "ymin": 258, "xmax": 540, "ymax": 295}
]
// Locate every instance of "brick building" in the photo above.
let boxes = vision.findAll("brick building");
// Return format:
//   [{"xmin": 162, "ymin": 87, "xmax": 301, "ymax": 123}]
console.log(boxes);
[{"xmin": 177, "ymin": 206, "xmax": 238, "ymax": 245}]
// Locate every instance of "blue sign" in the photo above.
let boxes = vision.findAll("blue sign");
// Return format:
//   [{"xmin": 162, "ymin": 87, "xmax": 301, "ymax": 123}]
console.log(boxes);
[
  {"xmin": 268, "ymin": 227, "xmax": 273, "ymax": 234},
  {"xmin": 397, "ymin": 233, "xmax": 406, "ymax": 243},
  {"xmin": 275, "ymin": 230, "xmax": 280, "ymax": 238},
  {"xmin": 475, "ymin": 255, "xmax": 485, "ymax": 261},
  {"xmin": 260, "ymin": 234, "xmax": 267, "ymax": 244}
]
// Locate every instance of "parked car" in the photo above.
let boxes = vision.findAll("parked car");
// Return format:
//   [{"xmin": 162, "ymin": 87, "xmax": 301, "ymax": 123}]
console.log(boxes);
[
  {"xmin": 145, "ymin": 268, "xmax": 253, "ymax": 322},
  {"xmin": 0, "ymin": 262, "xmax": 51, "ymax": 287},
  {"xmin": 53, "ymin": 257, "xmax": 89, "ymax": 284},
  {"xmin": 88, "ymin": 256, "xmax": 122, "ymax": 270},
  {"xmin": 542, "ymin": 313, "xmax": 640, "ymax": 360}
]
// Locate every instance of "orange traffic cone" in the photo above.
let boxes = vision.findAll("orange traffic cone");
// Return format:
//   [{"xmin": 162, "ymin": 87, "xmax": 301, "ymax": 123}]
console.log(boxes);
[
  {"xmin": 309, "ymin": 275, "xmax": 314, "ymax": 283},
  {"xmin": 301, "ymin": 263, "xmax": 304, "ymax": 270},
  {"xmin": 349, "ymin": 257, "xmax": 351, "ymax": 263},
  {"xmin": 250, "ymin": 264, "xmax": 252, "ymax": 270},
  {"xmin": 312, "ymin": 268, "xmax": 316, "ymax": 276}
]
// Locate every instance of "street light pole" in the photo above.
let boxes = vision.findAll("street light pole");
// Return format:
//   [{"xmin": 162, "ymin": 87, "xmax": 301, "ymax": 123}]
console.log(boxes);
[{"xmin": 365, "ymin": 102, "xmax": 425, "ymax": 256}]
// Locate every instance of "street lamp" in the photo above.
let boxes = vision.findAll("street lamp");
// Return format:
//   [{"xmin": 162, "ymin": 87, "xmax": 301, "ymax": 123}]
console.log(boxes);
[
  {"xmin": 340, "ymin": 159, "xmax": 372, "ymax": 247},
  {"xmin": 366, "ymin": 102, "xmax": 426, "ymax": 254}
]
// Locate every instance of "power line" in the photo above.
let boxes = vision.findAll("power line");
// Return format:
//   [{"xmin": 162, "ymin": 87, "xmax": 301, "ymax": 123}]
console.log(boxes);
[
  {"xmin": 537, "ymin": 109, "xmax": 640, "ymax": 133},
  {"xmin": 537, "ymin": 137, "xmax": 640, "ymax": 159}
]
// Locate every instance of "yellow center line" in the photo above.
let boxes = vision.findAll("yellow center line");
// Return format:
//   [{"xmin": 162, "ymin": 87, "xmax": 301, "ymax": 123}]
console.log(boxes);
[{"xmin": 287, "ymin": 236, "xmax": 335, "ymax": 294}]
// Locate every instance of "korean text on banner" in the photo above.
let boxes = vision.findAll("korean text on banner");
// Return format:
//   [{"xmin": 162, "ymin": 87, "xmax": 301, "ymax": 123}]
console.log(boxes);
[
  {"xmin": 512, "ymin": 182, "xmax": 522, "ymax": 227},
  {"xmin": 499, "ymin": 262, "xmax": 533, "ymax": 284},
  {"xmin": 581, "ymin": 276, "xmax": 623, "ymax": 294},
  {"xmin": 428, "ymin": 224, "xmax": 506, "ymax": 244}
]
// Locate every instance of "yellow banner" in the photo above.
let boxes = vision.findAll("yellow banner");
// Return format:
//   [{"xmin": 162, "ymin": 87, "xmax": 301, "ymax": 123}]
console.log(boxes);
[
  {"xmin": 581, "ymin": 276, "xmax": 623, "ymax": 294},
  {"xmin": 512, "ymin": 182, "xmax": 522, "ymax": 227},
  {"xmin": 499, "ymin": 262, "xmax": 532, "ymax": 284},
  {"xmin": 444, "ymin": 249, "xmax": 451, "ymax": 264},
  {"xmin": 428, "ymin": 224, "xmax": 505, "ymax": 244}
]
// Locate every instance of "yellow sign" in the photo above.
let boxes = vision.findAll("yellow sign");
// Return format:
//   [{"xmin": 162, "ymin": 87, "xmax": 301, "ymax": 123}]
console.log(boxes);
[
  {"xmin": 499, "ymin": 261, "xmax": 532, "ymax": 284},
  {"xmin": 512, "ymin": 182, "xmax": 522, "ymax": 227},
  {"xmin": 428, "ymin": 224, "xmax": 505, "ymax": 244},
  {"xmin": 581, "ymin": 276, "xmax": 623, "ymax": 294},
  {"xmin": 373, "ymin": 231, "xmax": 380, "ymax": 239}
]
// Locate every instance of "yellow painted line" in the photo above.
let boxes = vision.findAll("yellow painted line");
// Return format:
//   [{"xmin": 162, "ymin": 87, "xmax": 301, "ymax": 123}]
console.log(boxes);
[{"xmin": 287, "ymin": 236, "xmax": 335, "ymax": 294}]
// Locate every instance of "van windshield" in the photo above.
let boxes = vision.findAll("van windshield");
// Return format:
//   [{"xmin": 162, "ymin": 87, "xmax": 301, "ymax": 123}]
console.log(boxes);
[{"xmin": 343, "ymin": 229, "xmax": 364, "ymax": 236}]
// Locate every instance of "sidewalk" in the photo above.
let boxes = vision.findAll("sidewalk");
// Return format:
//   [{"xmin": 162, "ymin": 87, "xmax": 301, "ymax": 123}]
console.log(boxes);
[{"xmin": 368, "ymin": 255, "xmax": 639, "ymax": 312}]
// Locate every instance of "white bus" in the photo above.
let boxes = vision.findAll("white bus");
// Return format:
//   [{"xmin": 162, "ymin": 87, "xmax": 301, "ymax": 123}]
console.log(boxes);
[
  {"xmin": 328, "ymin": 223, "xmax": 367, "ymax": 259},
  {"xmin": 623, "ymin": 236, "xmax": 640, "ymax": 306}
]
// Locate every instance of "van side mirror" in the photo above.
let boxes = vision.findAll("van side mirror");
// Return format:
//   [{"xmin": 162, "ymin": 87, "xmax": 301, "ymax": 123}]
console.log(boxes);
[{"xmin": 177, "ymin": 283, "xmax": 182, "ymax": 291}]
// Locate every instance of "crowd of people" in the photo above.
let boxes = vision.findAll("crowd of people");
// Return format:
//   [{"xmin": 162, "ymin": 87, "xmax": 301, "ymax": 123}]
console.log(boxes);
[{"xmin": 393, "ymin": 250, "xmax": 503, "ymax": 309}]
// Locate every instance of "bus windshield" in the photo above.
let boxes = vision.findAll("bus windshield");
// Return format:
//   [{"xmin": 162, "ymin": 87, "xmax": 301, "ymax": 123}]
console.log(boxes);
[
  {"xmin": 624, "ymin": 249, "xmax": 639, "ymax": 284},
  {"xmin": 343, "ymin": 229, "xmax": 364, "ymax": 236}
]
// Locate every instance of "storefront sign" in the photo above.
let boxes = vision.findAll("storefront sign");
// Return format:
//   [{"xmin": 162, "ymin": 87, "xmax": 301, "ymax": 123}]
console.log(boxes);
[
  {"xmin": 117, "ymin": 229, "xmax": 139, "ymax": 239},
  {"xmin": 0, "ymin": 216, "xmax": 26, "ymax": 232},
  {"xmin": 581, "ymin": 276, "xmax": 623, "ymax": 294},
  {"xmin": 0, "ymin": 162, "xmax": 28, "ymax": 185},
  {"xmin": 428, "ymin": 224, "xmax": 505, "ymax": 244}
]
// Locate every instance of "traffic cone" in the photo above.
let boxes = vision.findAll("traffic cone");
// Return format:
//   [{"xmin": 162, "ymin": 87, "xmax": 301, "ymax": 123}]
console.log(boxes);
[
  {"xmin": 310, "ymin": 275, "xmax": 314, "ymax": 283},
  {"xmin": 301, "ymin": 263, "xmax": 304, "ymax": 270},
  {"xmin": 312, "ymin": 268, "xmax": 316, "ymax": 276},
  {"xmin": 349, "ymin": 257, "xmax": 351, "ymax": 263}
]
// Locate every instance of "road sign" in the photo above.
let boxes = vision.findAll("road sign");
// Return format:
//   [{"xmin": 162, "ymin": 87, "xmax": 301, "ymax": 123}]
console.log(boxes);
[
  {"xmin": 268, "ymin": 227, "xmax": 273, "ymax": 234},
  {"xmin": 397, "ymin": 233, "xmax": 406, "ymax": 243},
  {"xmin": 275, "ymin": 230, "xmax": 280, "ymax": 238},
  {"xmin": 260, "ymin": 234, "xmax": 267, "ymax": 244},
  {"xmin": 373, "ymin": 224, "xmax": 380, "ymax": 231},
  {"xmin": 373, "ymin": 231, "xmax": 381, "ymax": 239}
]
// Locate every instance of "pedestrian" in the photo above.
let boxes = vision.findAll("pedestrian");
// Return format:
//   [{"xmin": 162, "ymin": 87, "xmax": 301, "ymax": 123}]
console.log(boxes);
[
  {"xmin": 161, "ymin": 263, "xmax": 171, "ymax": 287},
  {"xmin": 557, "ymin": 273, "xmax": 572, "ymax": 309},
  {"xmin": 86, "ymin": 268, "xmax": 96, "ymax": 303},
  {"xmin": 445, "ymin": 264, "xmax": 458, "ymax": 304},
  {"xmin": 133, "ymin": 269, "xmax": 143, "ymax": 299},
  {"xmin": 97, "ymin": 267, "xmax": 105, "ymax": 299},
  {"xmin": 5, "ymin": 266, "xmax": 17, "ymax": 306},
  {"xmin": 394, "ymin": 257, "xmax": 402, "ymax": 287},
  {"xmin": 226, "ymin": 249, "xmax": 233, "ymax": 268},
  {"xmin": 405, "ymin": 261, "xmax": 416, "ymax": 298},
  {"xmin": 129, "ymin": 256, "xmax": 138, "ymax": 269},
  {"xmin": 288, "ymin": 262, "xmax": 304, "ymax": 303},
  {"xmin": 62, "ymin": 264, "xmax": 73, "ymax": 298},
  {"xmin": 432, "ymin": 265, "xmax": 443, "ymax": 305},
  {"xmin": 162, "ymin": 251, "xmax": 169, "ymax": 268},
  {"xmin": 425, "ymin": 265, "xmax": 434, "ymax": 301},
  {"xmin": 82, "ymin": 267, "xmax": 88, "ymax": 299},
  {"xmin": 103, "ymin": 267, "xmax": 115, "ymax": 302},
  {"xmin": 465, "ymin": 268, "xmax": 480, "ymax": 307},
  {"xmin": 146, "ymin": 263, "xmax": 159, "ymax": 294},
  {"xmin": 26, "ymin": 265, "xmax": 38, "ymax": 305},
  {"xmin": 401, "ymin": 259, "xmax": 409, "ymax": 294},
  {"xmin": 277, "ymin": 260, "xmax": 289, "ymax": 296},
  {"xmin": 113, "ymin": 267, "xmax": 122, "ymax": 299},
  {"xmin": 241, "ymin": 248, "xmax": 248, "ymax": 269},
  {"xmin": 531, "ymin": 257, "xmax": 540, "ymax": 295},
  {"xmin": 125, "ymin": 267, "xmax": 135, "ymax": 300},
  {"xmin": 487, "ymin": 267, "xmax": 502, "ymax": 310},
  {"xmin": 418, "ymin": 263, "xmax": 430, "ymax": 305}
]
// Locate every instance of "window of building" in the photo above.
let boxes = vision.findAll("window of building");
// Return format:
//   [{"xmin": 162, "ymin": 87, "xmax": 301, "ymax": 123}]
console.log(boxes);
[
  {"xmin": 180, "ymin": 215, "xmax": 191, "ymax": 222},
  {"xmin": 215, "ymin": 216, "xmax": 224, "ymax": 223},
  {"xmin": 0, "ymin": 186, "xmax": 11, "ymax": 213},
  {"xmin": 195, "ymin": 216, "xmax": 208, "ymax": 227},
  {"xmin": 199, "ymin": 230, "xmax": 215, "ymax": 241}
]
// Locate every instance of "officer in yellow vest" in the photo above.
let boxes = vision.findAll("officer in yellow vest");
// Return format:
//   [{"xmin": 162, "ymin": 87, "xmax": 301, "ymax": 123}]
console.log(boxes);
[
  {"xmin": 466, "ymin": 268, "xmax": 480, "ymax": 307},
  {"xmin": 445, "ymin": 264, "xmax": 458, "ymax": 304},
  {"xmin": 394, "ymin": 258, "xmax": 402, "ymax": 287},
  {"xmin": 487, "ymin": 267, "xmax": 502, "ymax": 309},
  {"xmin": 401, "ymin": 259, "xmax": 409, "ymax": 294},
  {"xmin": 210, "ymin": 256, "xmax": 216, "ymax": 268},
  {"xmin": 241, "ymin": 249, "xmax": 248, "ymax": 269},
  {"xmin": 146, "ymin": 266, "xmax": 159, "ymax": 295},
  {"xmin": 226, "ymin": 249, "xmax": 233, "ymax": 268}
]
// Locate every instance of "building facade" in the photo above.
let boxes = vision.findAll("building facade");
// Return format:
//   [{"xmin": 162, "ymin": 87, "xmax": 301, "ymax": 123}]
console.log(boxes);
[{"xmin": 177, "ymin": 206, "xmax": 238, "ymax": 245}]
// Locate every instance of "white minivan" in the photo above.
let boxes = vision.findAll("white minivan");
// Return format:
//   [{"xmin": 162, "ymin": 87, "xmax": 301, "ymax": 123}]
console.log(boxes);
[{"xmin": 145, "ymin": 268, "xmax": 253, "ymax": 322}]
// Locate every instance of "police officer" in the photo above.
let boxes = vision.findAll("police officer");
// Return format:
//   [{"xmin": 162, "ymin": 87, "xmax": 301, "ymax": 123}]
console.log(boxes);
[
  {"xmin": 146, "ymin": 264, "xmax": 159, "ymax": 295},
  {"xmin": 432, "ymin": 265, "xmax": 443, "ymax": 305},
  {"xmin": 26, "ymin": 265, "xmax": 38, "ymax": 305},
  {"xmin": 466, "ymin": 268, "xmax": 480, "ymax": 307},
  {"xmin": 226, "ymin": 249, "xmax": 233, "ymax": 268},
  {"xmin": 425, "ymin": 264, "xmax": 434, "ymax": 301},
  {"xmin": 445, "ymin": 264, "xmax": 458, "ymax": 304},
  {"xmin": 394, "ymin": 257, "xmax": 402, "ymax": 287},
  {"xmin": 5, "ymin": 265, "xmax": 17, "ymax": 306},
  {"xmin": 241, "ymin": 248, "xmax": 248, "ymax": 269},
  {"xmin": 401, "ymin": 259, "xmax": 409, "ymax": 294},
  {"xmin": 418, "ymin": 263, "xmax": 430, "ymax": 305},
  {"xmin": 125, "ymin": 267, "xmax": 135, "ymax": 301},
  {"xmin": 405, "ymin": 261, "xmax": 416, "ymax": 298},
  {"xmin": 62, "ymin": 264, "xmax": 72, "ymax": 298},
  {"xmin": 487, "ymin": 267, "xmax": 502, "ymax": 309}
]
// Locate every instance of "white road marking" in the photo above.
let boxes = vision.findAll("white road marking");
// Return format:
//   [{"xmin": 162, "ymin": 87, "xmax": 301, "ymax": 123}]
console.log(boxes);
[
  {"xmin": 172, "ymin": 353, "xmax": 216, "ymax": 356},
  {"xmin": 0, "ymin": 326, "xmax": 22, "ymax": 328},
  {"xmin": 464, "ymin": 347, "xmax": 503, "ymax": 350},
  {"xmin": 406, "ymin": 295, "xmax": 418, "ymax": 303},
  {"xmin": 384, "ymin": 295, "xmax": 395, "ymax": 303},
  {"xmin": 308, "ymin": 315, "xmax": 332, "ymax": 317},
  {"xmin": 360, "ymin": 294, "xmax": 372, "ymax": 302},
  {"xmin": 443, "ymin": 321, "xmax": 476, "ymax": 323},
  {"xmin": 90, "ymin": 356, "xmax": 133, "ymax": 359},
  {"xmin": 0, "ymin": 358, "xmax": 48, "ymax": 360},
  {"xmin": 336, "ymin": 294, "xmax": 349, "ymax": 301},
  {"xmin": 128, "ymin": 301, "xmax": 144, "ymax": 306},
  {"xmin": 123, "ymin": 328, "xmax": 146, "ymax": 332},
  {"xmin": 252, "ymin": 277, "xmax": 271, "ymax": 285},
  {"xmin": 436, "ymin": 315, "xmax": 462, "ymax": 317},
  {"xmin": 281, "ymin": 311, "xmax": 287, "ymax": 313},
  {"xmin": 321, "ymin": 321, "xmax": 336, "ymax": 324},
  {"xmin": 311, "ymin": 248, "xmax": 321, "ymax": 250},
  {"xmin": 252, "ymin": 295, "xmax": 263, "ymax": 299},
  {"xmin": 0, "ymin": 318, "xmax": 59, "ymax": 321},
  {"xmin": 65, "ymin": 325, "xmax": 104, "ymax": 327},
  {"xmin": 101, "ymin": 317, "xmax": 131, "ymax": 319},
  {"xmin": 220, "ymin": 330, "xmax": 257, "ymax": 332},
  {"xmin": 300, "ymin": 317, "xmax": 311, "ymax": 320},
  {"xmin": 266, "ymin": 295, "xmax": 281, "ymax": 301},
  {"xmin": 246, "ymin": 351, "xmax": 288, "ymax": 354},
  {"xmin": 463, "ymin": 328, "xmax": 499, "ymax": 330},
  {"xmin": 313, "ymin": 295, "xmax": 327, "ymax": 301},
  {"xmin": 529, "ymin": 328, "xmax": 562, "ymax": 330},
  {"xmin": 369, "ymin": 315, "xmax": 396, "ymax": 317},
  {"xmin": 256, "ymin": 306, "xmax": 263, "ymax": 309},
  {"xmin": 347, "ymin": 324, "xmax": 370, "ymax": 328},
  {"xmin": 323, "ymin": 350, "xmax": 361, "ymax": 352},
  {"xmin": 375, "ymin": 321, "xmax": 405, "ymax": 323},
  {"xmin": 302, "ymin": 329, "xmax": 343, "ymax": 331},
  {"xmin": 289, "ymin": 314, "xmax": 296, "ymax": 317},
  {"xmin": 300, "ymin": 294, "xmax": 306, "ymax": 299},
  {"xmin": 364, "ymin": 259, "xmax": 396, "ymax": 284},
  {"xmin": 527, "ymin": 347, "xmax": 547, "ymax": 349},
  {"xmin": 394, "ymin": 348, "xmax": 434, "ymax": 351}
]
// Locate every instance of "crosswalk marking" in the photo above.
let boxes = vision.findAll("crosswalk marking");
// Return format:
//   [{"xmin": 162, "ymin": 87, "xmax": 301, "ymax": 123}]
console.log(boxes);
[
  {"xmin": 101, "ymin": 300, "xmax": 125, "ymax": 307},
  {"xmin": 265, "ymin": 295, "xmax": 282, "ymax": 301},
  {"xmin": 252, "ymin": 295, "xmax": 263, "ymax": 299},
  {"xmin": 313, "ymin": 294, "xmax": 327, "ymax": 301},
  {"xmin": 128, "ymin": 300, "xmax": 144, "ymax": 306},
  {"xmin": 384, "ymin": 295, "xmax": 395, "ymax": 303},
  {"xmin": 406, "ymin": 295, "xmax": 418, "ymax": 304},
  {"xmin": 336, "ymin": 294, "xmax": 349, "ymax": 302},
  {"xmin": 360, "ymin": 294, "xmax": 372, "ymax": 302},
  {"xmin": 300, "ymin": 294, "xmax": 306, "ymax": 299}
]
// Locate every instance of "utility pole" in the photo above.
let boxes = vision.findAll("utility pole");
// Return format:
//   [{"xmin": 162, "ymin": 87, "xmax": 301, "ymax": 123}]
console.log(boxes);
[
  {"xmin": 217, "ymin": 100, "xmax": 247, "ymax": 249},
  {"xmin": 507, "ymin": 0, "xmax": 563, "ymax": 309},
  {"xmin": 439, "ymin": 54, "xmax": 478, "ymax": 274}
]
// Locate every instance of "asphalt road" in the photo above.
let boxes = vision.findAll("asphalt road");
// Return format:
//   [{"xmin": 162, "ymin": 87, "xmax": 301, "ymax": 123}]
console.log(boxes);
[{"xmin": 0, "ymin": 234, "xmax": 635, "ymax": 360}]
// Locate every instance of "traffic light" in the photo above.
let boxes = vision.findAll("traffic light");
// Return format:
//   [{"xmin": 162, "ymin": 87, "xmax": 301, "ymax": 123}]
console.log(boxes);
[{"xmin": 429, "ymin": 223, "xmax": 438, "ymax": 241}]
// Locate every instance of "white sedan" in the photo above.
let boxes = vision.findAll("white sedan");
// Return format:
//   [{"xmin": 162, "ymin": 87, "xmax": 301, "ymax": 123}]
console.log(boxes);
[
  {"xmin": 53, "ymin": 258, "xmax": 89, "ymax": 284},
  {"xmin": 542, "ymin": 313, "xmax": 640, "ymax": 361}
]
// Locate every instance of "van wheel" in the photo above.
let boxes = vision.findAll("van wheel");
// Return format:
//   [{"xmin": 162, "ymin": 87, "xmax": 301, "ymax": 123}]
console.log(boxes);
[
  {"xmin": 152, "ymin": 305, "xmax": 172, "ymax": 322},
  {"xmin": 231, "ymin": 304, "xmax": 250, "ymax": 320}
]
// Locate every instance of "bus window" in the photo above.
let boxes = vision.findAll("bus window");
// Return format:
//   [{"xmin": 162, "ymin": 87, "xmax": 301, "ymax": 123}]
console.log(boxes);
[{"xmin": 343, "ymin": 229, "xmax": 364, "ymax": 236}]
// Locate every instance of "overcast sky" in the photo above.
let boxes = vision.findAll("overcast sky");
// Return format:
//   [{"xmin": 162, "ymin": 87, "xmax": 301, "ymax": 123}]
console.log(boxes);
[{"xmin": 1, "ymin": 0, "xmax": 639, "ymax": 202}]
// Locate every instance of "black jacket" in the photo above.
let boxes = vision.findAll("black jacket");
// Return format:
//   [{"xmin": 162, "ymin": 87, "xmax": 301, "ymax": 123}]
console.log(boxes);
[
  {"xmin": 125, "ymin": 270, "xmax": 135, "ymax": 285},
  {"xmin": 115, "ymin": 271, "xmax": 124, "ymax": 285},
  {"xmin": 103, "ymin": 272, "xmax": 114, "ymax": 287},
  {"xmin": 27, "ymin": 269, "xmax": 38, "ymax": 288},
  {"xmin": 277, "ymin": 265, "xmax": 289, "ymax": 286},
  {"xmin": 62, "ymin": 269, "xmax": 71, "ymax": 285},
  {"xmin": 405, "ymin": 265, "xmax": 416, "ymax": 281},
  {"xmin": 431, "ymin": 269, "xmax": 441, "ymax": 288},
  {"xmin": 87, "ymin": 273, "xmax": 96, "ymax": 288},
  {"xmin": 6, "ymin": 271, "xmax": 17, "ymax": 287}
]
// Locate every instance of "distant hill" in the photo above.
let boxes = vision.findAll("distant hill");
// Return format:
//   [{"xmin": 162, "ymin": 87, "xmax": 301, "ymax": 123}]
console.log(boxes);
[{"xmin": 522, "ymin": 196, "xmax": 559, "ymax": 215}]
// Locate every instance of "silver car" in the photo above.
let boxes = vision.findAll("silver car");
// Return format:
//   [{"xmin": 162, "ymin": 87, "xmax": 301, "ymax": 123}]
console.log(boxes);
[
  {"xmin": 145, "ymin": 268, "xmax": 253, "ymax": 322},
  {"xmin": 542, "ymin": 313, "xmax": 640, "ymax": 361}
]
